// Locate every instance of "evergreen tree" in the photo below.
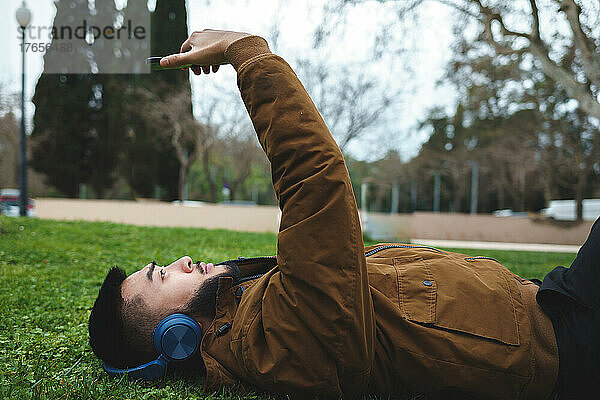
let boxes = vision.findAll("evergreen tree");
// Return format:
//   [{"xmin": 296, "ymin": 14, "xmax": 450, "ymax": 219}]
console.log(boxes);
[
  {"xmin": 31, "ymin": 0, "xmax": 126, "ymax": 198},
  {"xmin": 31, "ymin": 0, "xmax": 192, "ymax": 199}
]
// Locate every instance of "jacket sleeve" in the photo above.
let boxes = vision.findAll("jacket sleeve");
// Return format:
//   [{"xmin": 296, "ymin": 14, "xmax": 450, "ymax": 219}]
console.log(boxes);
[{"xmin": 226, "ymin": 36, "xmax": 375, "ymax": 387}]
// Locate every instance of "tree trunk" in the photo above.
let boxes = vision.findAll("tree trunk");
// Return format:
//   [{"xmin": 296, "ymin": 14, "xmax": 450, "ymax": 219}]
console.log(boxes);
[
  {"xmin": 178, "ymin": 161, "xmax": 189, "ymax": 202},
  {"xmin": 202, "ymin": 149, "xmax": 217, "ymax": 203},
  {"xmin": 452, "ymin": 170, "xmax": 462, "ymax": 213},
  {"xmin": 94, "ymin": 185, "xmax": 105, "ymax": 199},
  {"xmin": 575, "ymin": 166, "xmax": 587, "ymax": 222},
  {"xmin": 519, "ymin": 169, "xmax": 526, "ymax": 212},
  {"xmin": 496, "ymin": 181, "xmax": 505, "ymax": 210}
]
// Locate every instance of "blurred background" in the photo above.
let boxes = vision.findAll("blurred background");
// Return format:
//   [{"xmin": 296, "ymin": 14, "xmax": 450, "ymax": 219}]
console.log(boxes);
[{"xmin": 0, "ymin": 0, "xmax": 599, "ymax": 242}]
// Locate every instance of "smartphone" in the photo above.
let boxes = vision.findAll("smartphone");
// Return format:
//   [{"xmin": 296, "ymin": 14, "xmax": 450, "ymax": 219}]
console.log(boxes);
[{"xmin": 146, "ymin": 56, "xmax": 192, "ymax": 71}]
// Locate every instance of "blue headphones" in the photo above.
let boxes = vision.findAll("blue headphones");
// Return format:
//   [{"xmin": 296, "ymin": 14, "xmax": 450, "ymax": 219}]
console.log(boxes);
[{"xmin": 102, "ymin": 313, "xmax": 202, "ymax": 380}]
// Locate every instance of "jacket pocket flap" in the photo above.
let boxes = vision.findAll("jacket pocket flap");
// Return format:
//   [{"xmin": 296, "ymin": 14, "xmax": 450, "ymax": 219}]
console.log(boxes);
[
  {"xmin": 395, "ymin": 256, "xmax": 436, "ymax": 324},
  {"xmin": 394, "ymin": 255, "xmax": 521, "ymax": 346}
]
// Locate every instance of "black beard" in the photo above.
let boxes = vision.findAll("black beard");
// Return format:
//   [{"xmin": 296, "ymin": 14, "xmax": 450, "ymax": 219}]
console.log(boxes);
[{"xmin": 180, "ymin": 263, "xmax": 239, "ymax": 320}]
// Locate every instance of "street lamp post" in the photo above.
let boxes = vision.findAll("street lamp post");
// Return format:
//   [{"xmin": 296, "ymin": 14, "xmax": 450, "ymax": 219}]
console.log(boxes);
[{"xmin": 16, "ymin": 2, "xmax": 31, "ymax": 217}]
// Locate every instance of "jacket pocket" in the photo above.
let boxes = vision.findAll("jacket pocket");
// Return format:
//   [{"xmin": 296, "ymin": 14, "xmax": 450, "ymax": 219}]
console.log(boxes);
[
  {"xmin": 396, "ymin": 256, "xmax": 437, "ymax": 324},
  {"xmin": 394, "ymin": 255, "xmax": 521, "ymax": 346}
]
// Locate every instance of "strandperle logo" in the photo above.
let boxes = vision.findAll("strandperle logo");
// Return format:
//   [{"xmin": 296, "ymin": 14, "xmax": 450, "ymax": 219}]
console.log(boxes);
[
  {"xmin": 19, "ymin": 4, "xmax": 152, "ymax": 75},
  {"xmin": 18, "ymin": 20, "xmax": 147, "ymax": 42}
]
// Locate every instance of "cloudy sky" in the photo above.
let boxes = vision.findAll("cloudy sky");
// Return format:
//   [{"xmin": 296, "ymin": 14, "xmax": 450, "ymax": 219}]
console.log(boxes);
[{"xmin": 0, "ymin": 0, "xmax": 457, "ymax": 161}]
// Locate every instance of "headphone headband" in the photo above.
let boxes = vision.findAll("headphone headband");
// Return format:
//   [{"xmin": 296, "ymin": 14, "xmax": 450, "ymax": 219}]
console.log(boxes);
[{"xmin": 103, "ymin": 355, "xmax": 167, "ymax": 381}]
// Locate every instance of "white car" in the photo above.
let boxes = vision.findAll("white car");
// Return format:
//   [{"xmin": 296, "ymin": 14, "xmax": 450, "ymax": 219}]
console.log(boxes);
[{"xmin": 542, "ymin": 199, "xmax": 600, "ymax": 221}]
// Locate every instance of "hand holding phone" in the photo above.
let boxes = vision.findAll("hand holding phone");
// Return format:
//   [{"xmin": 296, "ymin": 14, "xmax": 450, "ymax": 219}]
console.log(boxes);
[{"xmin": 155, "ymin": 29, "xmax": 250, "ymax": 75}]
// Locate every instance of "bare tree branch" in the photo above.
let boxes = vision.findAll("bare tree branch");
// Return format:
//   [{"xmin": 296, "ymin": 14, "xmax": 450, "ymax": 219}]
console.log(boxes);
[
  {"xmin": 476, "ymin": 2, "xmax": 531, "ymax": 40},
  {"xmin": 557, "ymin": 0, "xmax": 600, "ymax": 86},
  {"xmin": 481, "ymin": 17, "xmax": 528, "ymax": 55},
  {"xmin": 133, "ymin": 87, "xmax": 202, "ymax": 200},
  {"xmin": 529, "ymin": 0, "xmax": 541, "ymax": 39},
  {"xmin": 468, "ymin": 0, "xmax": 600, "ymax": 119},
  {"xmin": 529, "ymin": 42, "xmax": 600, "ymax": 119},
  {"xmin": 340, "ymin": 0, "xmax": 600, "ymax": 121},
  {"xmin": 432, "ymin": 0, "xmax": 480, "ymax": 19}
]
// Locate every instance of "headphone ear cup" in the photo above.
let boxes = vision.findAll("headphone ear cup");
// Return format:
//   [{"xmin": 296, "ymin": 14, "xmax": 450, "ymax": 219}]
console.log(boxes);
[{"xmin": 152, "ymin": 313, "xmax": 202, "ymax": 361}]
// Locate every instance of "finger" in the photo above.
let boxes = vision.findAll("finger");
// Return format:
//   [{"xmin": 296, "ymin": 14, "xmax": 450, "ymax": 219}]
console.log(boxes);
[
  {"xmin": 191, "ymin": 65, "xmax": 202, "ymax": 75},
  {"xmin": 202, "ymin": 65, "xmax": 211, "ymax": 74},
  {"xmin": 160, "ymin": 51, "xmax": 194, "ymax": 68},
  {"xmin": 212, "ymin": 65, "xmax": 220, "ymax": 73},
  {"xmin": 180, "ymin": 37, "xmax": 193, "ymax": 54}
]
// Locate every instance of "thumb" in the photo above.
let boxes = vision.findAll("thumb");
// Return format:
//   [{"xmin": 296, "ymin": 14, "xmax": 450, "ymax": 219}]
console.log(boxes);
[{"xmin": 160, "ymin": 52, "xmax": 193, "ymax": 68}]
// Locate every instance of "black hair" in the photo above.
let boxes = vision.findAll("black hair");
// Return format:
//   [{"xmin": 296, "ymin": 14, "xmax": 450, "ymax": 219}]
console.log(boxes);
[
  {"xmin": 88, "ymin": 266, "xmax": 129, "ymax": 367},
  {"xmin": 88, "ymin": 266, "xmax": 154, "ymax": 368}
]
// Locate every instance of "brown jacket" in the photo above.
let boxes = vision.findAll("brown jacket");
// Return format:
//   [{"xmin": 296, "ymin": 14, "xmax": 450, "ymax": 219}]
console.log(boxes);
[{"xmin": 199, "ymin": 36, "xmax": 559, "ymax": 399}]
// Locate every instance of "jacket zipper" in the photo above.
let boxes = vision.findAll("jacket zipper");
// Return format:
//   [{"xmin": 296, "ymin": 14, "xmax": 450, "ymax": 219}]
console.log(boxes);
[
  {"xmin": 364, "ymin": 244, "xmax": 445, "ymax": 257},
  {"xmin": 464, "ymin": 256, "xmax": 500, "ymax": 263},
  {"xmin": 237, "ymin": 273, "xmax": 266, "ymax": 284},
  {"xmin": 220, "ymin": 256, "xmax": 277, "ymax": 284},
  {"xmin": 235, "ymin": 256, "xmax": 277, "ymax": 263}
]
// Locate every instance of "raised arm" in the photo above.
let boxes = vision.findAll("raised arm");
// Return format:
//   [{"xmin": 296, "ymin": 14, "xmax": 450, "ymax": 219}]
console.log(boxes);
[{"xmin": 164, "ymin": 31, "xmax": 374, "ymax": 392}]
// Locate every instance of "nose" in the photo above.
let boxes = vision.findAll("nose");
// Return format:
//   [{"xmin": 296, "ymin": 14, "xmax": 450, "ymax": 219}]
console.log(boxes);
[{"xmin": 168, "ymin": 256, "xmax": 194, "ymax": 273}]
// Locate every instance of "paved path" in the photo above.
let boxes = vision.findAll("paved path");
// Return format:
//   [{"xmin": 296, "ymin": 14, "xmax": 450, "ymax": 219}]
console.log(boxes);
[
  {"xmin": 34, "ymin": 199, "xmax": 585, "ymax": 253},
  {"xmin": 35, "ymin": 198, "xmax": 281, "ymax": 233},
  {"xmin": 413, "ymin": 239, "xmax": 580, "ymax": 253}
]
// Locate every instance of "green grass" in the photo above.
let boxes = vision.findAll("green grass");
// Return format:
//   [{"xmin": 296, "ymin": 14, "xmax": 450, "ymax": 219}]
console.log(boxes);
[
  {"xmin": 0, "ymin": 217, "xmax": 576, "ymax": 399},
  {"xmin": 441, "ymin": 248, "xmax": 576, "ymax": 281}
]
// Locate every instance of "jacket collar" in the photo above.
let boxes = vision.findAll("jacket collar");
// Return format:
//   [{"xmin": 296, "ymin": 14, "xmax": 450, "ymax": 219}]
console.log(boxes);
[{"xmin": 199, "ymin": 259, "xmax": 278, "ymax": 390}]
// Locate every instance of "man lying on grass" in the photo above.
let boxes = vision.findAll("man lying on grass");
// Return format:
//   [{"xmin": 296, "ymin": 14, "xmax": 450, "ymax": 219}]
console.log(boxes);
[{"xmin": 89, "ymin": 30, "xmax": 600, "ymax": 399}]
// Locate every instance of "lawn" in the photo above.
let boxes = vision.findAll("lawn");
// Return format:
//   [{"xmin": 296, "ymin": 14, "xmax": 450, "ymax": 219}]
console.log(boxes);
[{"xmin": 0, "ymin": 217, "xmax": 577, "ymax": 399}]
